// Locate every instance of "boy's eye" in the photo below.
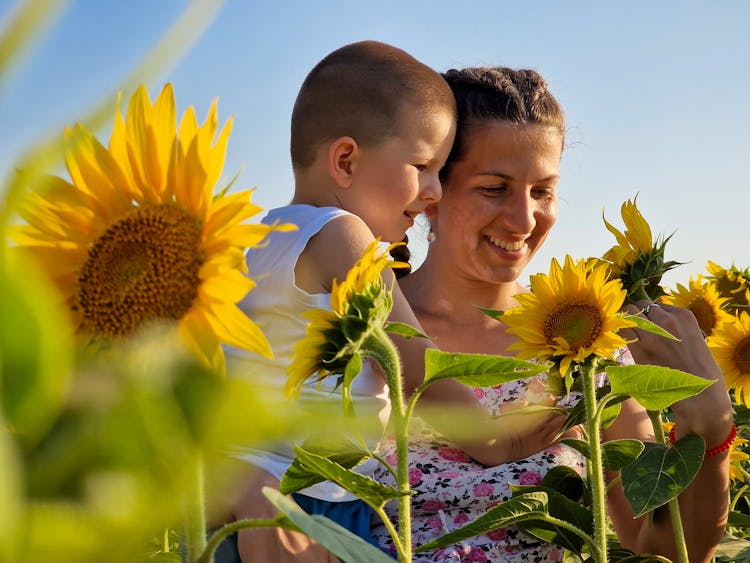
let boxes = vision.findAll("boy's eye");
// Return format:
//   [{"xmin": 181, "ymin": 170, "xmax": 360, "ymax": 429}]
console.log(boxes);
[{"xmin": 413, "ymin": 164, "xmax": 427, "ymax": 172}]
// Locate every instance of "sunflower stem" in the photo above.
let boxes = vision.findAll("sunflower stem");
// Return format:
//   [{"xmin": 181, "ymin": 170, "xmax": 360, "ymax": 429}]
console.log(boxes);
[
  {"xmin": 648, "ymin": 410, "xmax": 690, "ymax": 563},
  {"xmin": 581, "ymin": 361, "xmax": 609, "ymax": 563},
  {"xmin": 364, "ymin": 328, "xmax": 411, "ymax": 563},
  {"xmin": 183, "ymin": 453, "xmax": 208, "ymax": 563}
]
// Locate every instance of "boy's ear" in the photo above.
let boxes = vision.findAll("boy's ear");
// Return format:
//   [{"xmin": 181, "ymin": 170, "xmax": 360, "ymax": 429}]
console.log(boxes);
[{"xmin": 327, "ymin": 136, "xmax": 359, "ymax": 188}]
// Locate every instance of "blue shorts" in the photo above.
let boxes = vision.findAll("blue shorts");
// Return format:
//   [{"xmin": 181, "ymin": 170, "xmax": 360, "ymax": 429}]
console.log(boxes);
[{"xmin": 291, "ymin": 493, "xmax": 387, "ymax": 553}]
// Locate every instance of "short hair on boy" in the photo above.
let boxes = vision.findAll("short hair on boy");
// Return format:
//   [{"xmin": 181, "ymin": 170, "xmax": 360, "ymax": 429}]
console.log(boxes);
[{"xmin": 290, "ymin": 40, "xmax": 455, "ymax": 169}]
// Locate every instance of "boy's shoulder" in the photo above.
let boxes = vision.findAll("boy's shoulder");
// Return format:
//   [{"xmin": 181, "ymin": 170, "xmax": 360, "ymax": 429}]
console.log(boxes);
[{"xmin": 295, "ymin": 209, "xmax": 378, "ymax": 294}]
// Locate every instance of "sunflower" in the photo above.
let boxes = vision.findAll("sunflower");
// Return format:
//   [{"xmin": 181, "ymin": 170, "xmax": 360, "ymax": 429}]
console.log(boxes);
[
  {"xmin": 502, "ymin": 255, "xmax": 636, "ymax": 377},
  {"xmin": 286, "ymin": 240, "xmax": 408, "ymax": 398},
  {"xmin": 729, "ymin": 435, "xmax": 750, "ymax": 482},
  {"xmin": 662, "ymin": 276, "xmax": 732, "ymax": 337},
  {"xmin": 705, "ymin": 261, "xmax": 750, "ymax": 315},
  {"xmin": 708, "ymin": 311, "xmax": 750, "ymax": 407},
  {"xmin": 11, "ymin": 84, "xmax": 294, "ymax": 374},
  {"xmin": 601, "ymin": 195, "xmax": 680, "ymax": 303}
]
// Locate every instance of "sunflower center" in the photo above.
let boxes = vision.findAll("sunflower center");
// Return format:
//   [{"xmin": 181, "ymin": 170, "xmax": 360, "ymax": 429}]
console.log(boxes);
[
  {"xmin": 689, "ymin": 298, "xmax": 717, "ymax": 335},
  {"xmin": 77, "ymin": 203, "xmax": 204, "ymax": 338},
  {"xmin": 544, "ymin": 302, "xmax": 603, "ymax": 351},
  {"xmin": 734, "ymin": 336, "xmax": 750, "ymax": 375}
]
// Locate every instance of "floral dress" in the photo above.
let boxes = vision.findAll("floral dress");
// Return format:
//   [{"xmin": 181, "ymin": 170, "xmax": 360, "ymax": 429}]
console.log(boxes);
[{"xmin": 371, "ymin": 374, "xmax": 593, "ymax": 562}]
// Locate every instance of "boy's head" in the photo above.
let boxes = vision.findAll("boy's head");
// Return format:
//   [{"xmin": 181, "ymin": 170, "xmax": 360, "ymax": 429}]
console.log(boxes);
[{"xmin": 290, "ymin": 40, "xmax": 456, "ymax": 171}]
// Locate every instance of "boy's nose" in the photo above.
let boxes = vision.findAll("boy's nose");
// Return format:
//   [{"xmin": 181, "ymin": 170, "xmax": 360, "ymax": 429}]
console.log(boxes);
[{"xmin": 421, "ymin": 173, "xmax": 442, "ymax": 202}]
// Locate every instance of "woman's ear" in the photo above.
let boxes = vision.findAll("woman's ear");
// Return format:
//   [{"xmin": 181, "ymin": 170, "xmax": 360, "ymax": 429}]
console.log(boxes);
[
  {"xmin": 327, "ymin": 136, "xmax": 359, "ymax": 188},
  {"xmin": 425, "ymin": 203, "xmax": 438, "ymax": 224}
]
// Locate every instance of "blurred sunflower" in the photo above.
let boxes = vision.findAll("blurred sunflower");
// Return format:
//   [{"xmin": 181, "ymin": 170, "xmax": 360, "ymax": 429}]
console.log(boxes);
[
  {"xmin": 662, "ymin": 276, "xmax": 732, "ymax": 337},
  {"xmin": 502, "ymin": 255, "xmax": 636, "ymax": 377},
  {"xmin": 286, "ymin": 240, "xmax": 408, "ymax": 398},
  {"xmin": 11, "ymin": 84, "xmax": 294, "ymax": 373},
  {"xmin": 601, "ymin": 195, "xmax": 680, "ymax": 303},
  {"xmin": 708, "ymin": 311, "xmax": 750, "ymax": 407},
  {"xmin": 705, "ymin": 261, "xmax": 750, "ymax": 315}
]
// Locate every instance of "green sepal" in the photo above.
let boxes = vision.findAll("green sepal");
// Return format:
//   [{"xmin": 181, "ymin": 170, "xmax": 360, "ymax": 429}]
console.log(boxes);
[{"xmin": 383, "ymin": 321, "xmax": 427, "ymax": 339}]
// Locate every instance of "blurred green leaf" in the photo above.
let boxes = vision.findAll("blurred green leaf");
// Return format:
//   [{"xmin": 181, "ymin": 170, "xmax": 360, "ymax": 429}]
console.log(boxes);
[
  {"xmin": 262, "ymin": 487, "xmax": 394, "ymax": 563},
  {"xmin": 0, "ymin": 416, "xmax": 22, "ymax": 563},
  {"xmin": 621, "ymin": 436, "xmax": 704, "ymax": 516},
  {"xmin": 541, "ymin": 465, "xmax": 586, "ymax": 502},
  {"xmin": 715, "ymin": 534, "xmax": 750, "ymax": 561},
  {"xmin": 424, "ymin": 349, "xmax": 545, "ymax": 387},
  {"xmin": 0, "ymin": 261, "xmax": 71, "ymax": 446},
  {"xmin": 606, "ymin": 364, "xmax": 714, "ymax": 411}
]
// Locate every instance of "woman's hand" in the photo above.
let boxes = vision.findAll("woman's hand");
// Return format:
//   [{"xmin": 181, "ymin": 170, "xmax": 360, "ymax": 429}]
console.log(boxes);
[{"xmin": 620, "ymin": 300, "xmax": 732, "ymax": 444}]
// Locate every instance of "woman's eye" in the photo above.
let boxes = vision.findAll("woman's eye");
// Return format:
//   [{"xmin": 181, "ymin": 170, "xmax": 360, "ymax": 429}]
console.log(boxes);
[
  {"xmin": 532, "ymin": 188, "xmax": 555, "ymax": 199},
  {"xmin": 480, "ymin": 185, "xmax": 506, "ymax": 195}
]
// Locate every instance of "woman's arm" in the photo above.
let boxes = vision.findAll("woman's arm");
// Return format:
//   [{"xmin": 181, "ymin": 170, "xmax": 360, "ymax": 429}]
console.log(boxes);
[{"xmin": 606, "ymin": 302, "xmax": 732, "ymax": 562}]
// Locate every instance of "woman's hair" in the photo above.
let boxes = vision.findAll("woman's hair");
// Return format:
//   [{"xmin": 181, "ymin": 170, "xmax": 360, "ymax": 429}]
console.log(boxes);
[
  {"xmin": 439, "ymin": 66, "xmax": 565, "ymax": 182},
  {"xmin": 291, "ymin": 40, "xmax": 456, "ymax": 170}
]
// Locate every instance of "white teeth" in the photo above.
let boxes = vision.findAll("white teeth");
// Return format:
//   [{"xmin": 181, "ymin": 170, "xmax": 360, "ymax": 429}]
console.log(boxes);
[{"xmin": 488, "ymin": 236, "xmax": 525, "ymax": 251}]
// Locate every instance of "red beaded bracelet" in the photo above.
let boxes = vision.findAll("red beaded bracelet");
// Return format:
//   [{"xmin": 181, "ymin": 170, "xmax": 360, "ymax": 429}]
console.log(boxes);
[{"xmin": 669, "ymin": 423, "xmax": 737, "ymax": 457}]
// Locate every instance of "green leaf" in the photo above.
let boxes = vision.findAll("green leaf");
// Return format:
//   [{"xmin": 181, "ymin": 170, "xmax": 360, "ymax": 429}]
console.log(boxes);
[
  {"xmin": 728, "ymin": 510, "xmax": 750, "ymax": 529},
  {"xmin": 715, "ymin": 534, "xmax": 750, "ymax": 561},
  {"xmin": 541, "ymin": 466, "xmax": 586, "ymax": 502},
  {"xmin": 262, "ymin": 487, "xmax": 394, "ymax": 563},
  {"xmin": 279, "ymin": 440, "xmax": 368, "ymax": 495},
  {"xmin": 477, "ymin": 306, "xmax": 504, "ymax": 320},
  {"xmin": 606, "ymin": 365, "xmax": 714, "ymax": 411},
  {"xmin": 283, "ymin": 446, "xmax": 406, "ymax": 507},
  {"xmin": 0, "ymin": 420, "xmax": 21, "ymax": 563},
  {"xmin": 621, "ymin": 436, "xmax": 705, "ymax": 516},
  {"xmin": 510, "ymin": 485, "xmax": 594, "ymax": 554},
  {"xmin": 414, "ymin": 492, "xmax": 550, "ymax": 552},
  {"xmin": 424, "ymin": 349, "xmax": 545, "ymax": 387},
  {"xmin": 621, "ymin": 314, "xmax": 678, "ymax": 340},
  {"xmin": 561, "ymin": 439, "xmax": 644, "ymax": 471},
  {"xmin": 383, "ymin": 321, "xmax": 427, "ymax": 339}
]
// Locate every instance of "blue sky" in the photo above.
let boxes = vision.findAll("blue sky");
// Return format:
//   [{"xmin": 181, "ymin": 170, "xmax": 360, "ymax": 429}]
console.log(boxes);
[{"xmin": 2, "ymin": 0, "xmax": 748, "ymax": 286}]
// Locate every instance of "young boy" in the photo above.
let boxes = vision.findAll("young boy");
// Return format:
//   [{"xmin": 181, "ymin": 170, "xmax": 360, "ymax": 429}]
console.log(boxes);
[{"xmin": 224, "ymin": 40, "xmax": 457, "ymax": 562}]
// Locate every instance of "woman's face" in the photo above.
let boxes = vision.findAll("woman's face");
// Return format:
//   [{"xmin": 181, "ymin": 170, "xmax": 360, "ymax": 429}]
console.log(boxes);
[{"xmin": 430, "ymin": 121, "xmax": 563, "ymax": 285}]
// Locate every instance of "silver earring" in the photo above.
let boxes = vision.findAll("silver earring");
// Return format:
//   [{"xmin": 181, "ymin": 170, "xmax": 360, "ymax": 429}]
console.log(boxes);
[{"xmin": 426, "ymin": 230, "xmax": 436, "ymax": 244}]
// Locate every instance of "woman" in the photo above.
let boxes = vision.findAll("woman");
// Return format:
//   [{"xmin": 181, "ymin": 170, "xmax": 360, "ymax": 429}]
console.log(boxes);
[{"xmin": 371, "ymin": 67, "xmax": 732, "ymax": 562}]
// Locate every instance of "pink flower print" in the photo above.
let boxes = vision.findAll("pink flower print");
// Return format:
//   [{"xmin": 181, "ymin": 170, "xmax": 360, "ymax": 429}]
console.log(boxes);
[
  {"xmin": 427, "ymin": 516, "xmax": 443, "ymax": 530},
  {"xmin": 421, "ymin": 499, "xmax": 447, "ymax": 512},
  {"xmin": 440, "ymin": 470, "xmax": 461, "ymax": 478},
  {"xmin": 473, "ymin": 388, "xmax": 485, "ymax": 400},
  {"xmin": 487, "ymin": 528, "xmax": 507, "ymax": 541},
  {"xmin": 469, "ymin": 549, "xmax": 488, "ymax": 561},
  {"xmin": 472, "ymin": 482, "xmax": 494, "ymax": 497},
  {"xmin": 409, "ymin": 467, "xmax": 424, "ymax": 485},
  {"xmin": 453, "ymin": 513, "xmax": 469, "ymax": 525},
  {"xmin": 518, "ymin": 470, "xmax": 542, "ymax": 486},
  {"xmin": 437, "ymin": 447, "xmax": 470, "ymax": 463}
]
